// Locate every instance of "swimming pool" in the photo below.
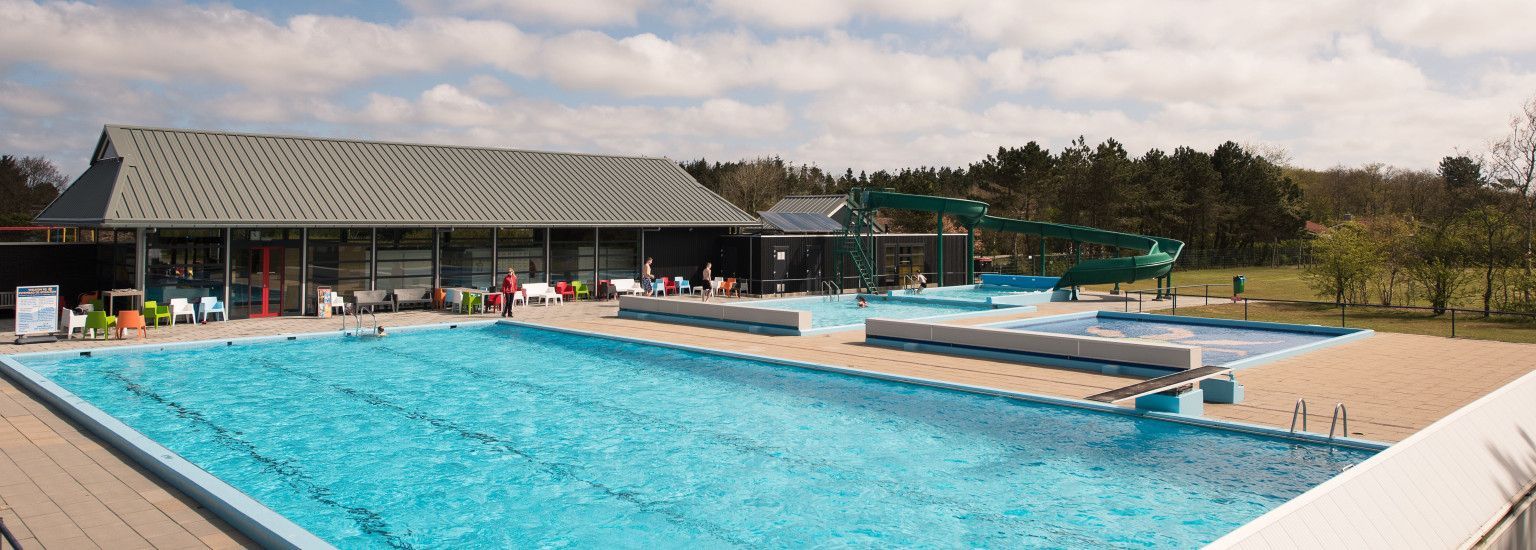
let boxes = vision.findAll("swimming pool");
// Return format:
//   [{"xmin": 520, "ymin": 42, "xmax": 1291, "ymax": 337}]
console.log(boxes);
[
  {"xmin": 991, "ymin": 312, "xmax": 1371, "ymax": 369},
  {"xmin": 748, "ymin": 294, "xmax": 1016, "ymax": 330},
  {"xmin": 6, "ymin": 323, "xmax": 1375, "ymax": 548}
]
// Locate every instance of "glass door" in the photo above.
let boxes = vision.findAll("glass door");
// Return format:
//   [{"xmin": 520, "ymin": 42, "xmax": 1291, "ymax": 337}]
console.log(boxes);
[{"xmin": 246, "ymin": 245, "xmax": 285, "ymax": 318}]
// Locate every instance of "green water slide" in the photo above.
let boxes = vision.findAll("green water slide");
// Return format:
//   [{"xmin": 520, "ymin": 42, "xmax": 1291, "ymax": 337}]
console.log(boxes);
[
  {"xmin": 973, "ymin": 216, "xmax": 1184, "ymax": 289},
  {"xmin": 835, "ymin": 188, "xmax": 1183, "ymax": 294}
]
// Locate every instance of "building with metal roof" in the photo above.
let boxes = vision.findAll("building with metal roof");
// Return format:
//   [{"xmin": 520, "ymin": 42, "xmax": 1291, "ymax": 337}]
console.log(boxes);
[{"xmin": 33, "ymin": 125, "xmax": 758, "ymax": 318}]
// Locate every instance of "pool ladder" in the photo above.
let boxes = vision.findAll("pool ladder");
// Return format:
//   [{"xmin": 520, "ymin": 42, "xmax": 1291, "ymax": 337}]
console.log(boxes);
[
  {"xmin": 821, "ymin": 281, "xmax": 842, "ymax": 301},
  {"xmin": 1290, "ymin": 398, "xmax": 1351, "ymax": 440},
  {"xmin": 340, "ymin": 308, "xmax": 378, "ymax": 336}
]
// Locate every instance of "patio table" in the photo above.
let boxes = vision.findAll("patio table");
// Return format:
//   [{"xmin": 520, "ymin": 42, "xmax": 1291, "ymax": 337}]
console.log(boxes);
[{"xmin": 100, "ymin": 288, "xmax": 144, "ymax": 315}]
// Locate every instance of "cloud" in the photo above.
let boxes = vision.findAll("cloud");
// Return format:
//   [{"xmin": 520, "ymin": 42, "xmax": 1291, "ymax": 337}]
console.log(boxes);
[
  {"xmin": 399, "ymin": 0, "xmax": 648, "ymax": 27},
  {"xmin": 0, "ymin": 1, "xmax": 539, "ymax": 92}
]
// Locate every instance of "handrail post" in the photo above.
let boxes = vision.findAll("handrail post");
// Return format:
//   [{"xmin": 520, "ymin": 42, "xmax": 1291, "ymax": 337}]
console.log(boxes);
[
  {"xmin": 1329, "ymin": 403, "xmax": 1349, "ymax": 440},
  {"xmin": 1244, "ymin": 298, "xmax": 1249, "ymax": 320},
  {"xmin": 1291, "ymin": 398, "xmax": 1308, "ymax": 433},
  {"xmin": 1340, "ymin": 302, "xmax": 1346, "ymax": 327},
  {"xmin": 1451, "ymin": 309, "xmax": 1456, "ymax": 338}
]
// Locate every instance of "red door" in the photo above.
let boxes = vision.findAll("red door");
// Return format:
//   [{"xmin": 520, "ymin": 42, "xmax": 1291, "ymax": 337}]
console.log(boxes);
[{"xmin": 247, "ymin": 246, "xmax": 285, "ymax": 318}]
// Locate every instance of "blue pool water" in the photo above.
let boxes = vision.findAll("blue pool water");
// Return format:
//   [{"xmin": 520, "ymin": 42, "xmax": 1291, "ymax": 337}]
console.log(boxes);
[
  {"xmin": 15, "ymin": 324, "xmax": 1372, "ymax": 548},
  {"xmin": 998, "ymin": 316, "xmax": 1339, "ymax": 366},
  {"xmin": 748, "ymin": 294, "xmax": 1004, "ymax": 328},
  {"xmin": 911, "ymin": 284, "xmax": 1041, "ymax": 300}
]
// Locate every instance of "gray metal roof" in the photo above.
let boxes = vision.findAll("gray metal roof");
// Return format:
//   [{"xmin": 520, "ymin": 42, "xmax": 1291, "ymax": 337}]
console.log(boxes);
[
  {"xmin": 757, "ymin": 211, "xmax": 846, "ymax": 233},
  {"xmin": 765, "ymin": 195, "xmax": 846, "ymax": 216},
  {"xmin": 36, "ymin": 125, "xmax": 759, "ymax": 228}
]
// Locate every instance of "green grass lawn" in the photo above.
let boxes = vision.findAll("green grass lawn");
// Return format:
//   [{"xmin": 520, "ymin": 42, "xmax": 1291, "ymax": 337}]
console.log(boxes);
[{"xmin": 1085, "ymin": 265, "xmax": 1536, "ymax": 344}]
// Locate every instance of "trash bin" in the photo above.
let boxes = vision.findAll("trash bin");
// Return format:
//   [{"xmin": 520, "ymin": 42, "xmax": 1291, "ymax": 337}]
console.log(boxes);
[{"xmin": 1232, "ymin": 275, "xmax": 1246, "ymax": 294}]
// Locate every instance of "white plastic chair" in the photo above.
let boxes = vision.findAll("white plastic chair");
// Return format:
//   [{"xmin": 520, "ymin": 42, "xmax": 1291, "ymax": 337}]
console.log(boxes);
[
  {"xmin": 199, "ymin": 297, "xmax": 227, "ymax": 322},
  {"xmin": 168, "ymin": 298, "xmax": 196, "ymax": 326},
  {"xmin": 445, "ymin": 289, "xmax": 464, "ymax": 312},
  {"xmin": 511, "ymin": 289, "xmax": 527, "ymax": 306},
  {"xmin": 60, "ymin": 309, "xmax": 86, "ymax": 339}
]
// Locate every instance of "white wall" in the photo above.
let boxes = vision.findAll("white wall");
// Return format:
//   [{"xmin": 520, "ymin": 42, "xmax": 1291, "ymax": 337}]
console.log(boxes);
[{"xmin": 1210, "ymin": 369, "xmax": 1536, "ymax": 550}]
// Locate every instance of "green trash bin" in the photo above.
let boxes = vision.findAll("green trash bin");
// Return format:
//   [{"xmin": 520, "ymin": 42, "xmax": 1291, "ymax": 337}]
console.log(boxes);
[{"xmin": 1232, "ymin": 275, "xmax": 1246, "ymax": 294}]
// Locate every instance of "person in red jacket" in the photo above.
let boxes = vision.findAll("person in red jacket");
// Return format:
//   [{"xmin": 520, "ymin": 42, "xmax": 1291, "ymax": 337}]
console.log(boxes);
[{"xmin": 500, "ymin": 267, "xmax": 518, "ymax": 318}]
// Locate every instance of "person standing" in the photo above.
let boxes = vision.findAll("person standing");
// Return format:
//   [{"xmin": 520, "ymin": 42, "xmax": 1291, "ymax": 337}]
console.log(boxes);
[
  {"xmin": 700, "ymin": 262, "xmax": 714, "ymax": 302},
  {"xmin": 641, "ymin": 257, "xmax": 655, "ymax": 294},
  {"xmin": 914, "ymin": 272, "xmax": 927, "ymax": 293},
  {"xmin": 500, "ymin": 267, "xmax": 518, "ymax": 318}
]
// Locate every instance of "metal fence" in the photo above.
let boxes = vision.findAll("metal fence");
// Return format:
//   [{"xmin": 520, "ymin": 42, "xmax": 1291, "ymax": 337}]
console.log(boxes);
[{"xmin": 1122, "ymin": 283, "xmax": 1536, "ymax": 340}]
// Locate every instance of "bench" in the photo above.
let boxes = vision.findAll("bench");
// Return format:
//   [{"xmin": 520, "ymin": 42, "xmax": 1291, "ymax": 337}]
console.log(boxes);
[
  {"xmin": 392, "ymin": 288, "xmax": 432, "ymax": 310},
  {"xmin": 351, "ymin": 290, "xmax": 394, "ymax": 313}
]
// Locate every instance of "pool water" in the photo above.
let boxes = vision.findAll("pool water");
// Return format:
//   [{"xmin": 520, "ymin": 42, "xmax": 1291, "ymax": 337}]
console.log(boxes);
[
  {"xmin": 910, "ymin": 284, "xmax": 1040, "ymax": 300},
  {"xmin": 997, "ymin": 316, "xmax": 1338, "ymax": 366},
  {"xmin": 748, "ymin": 294, "xmax": 1003, "ymax": 328},
  {"xmin": 16, "ymin": 324, "xmax": 1372, "ymax": 548}
]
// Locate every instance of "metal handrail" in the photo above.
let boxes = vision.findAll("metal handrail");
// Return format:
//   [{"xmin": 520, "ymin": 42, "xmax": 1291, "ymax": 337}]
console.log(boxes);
[
  {"xmin": 1290, "ymin": 398, "xmax": 1308, "ymax": 433},
  {"xmin": 1329, "ymin": 403, "xmax": 1349, "ymax": 440},
  {"xmin": 0, "ymin": 515, "xmax": 22, "ymax": 550}
]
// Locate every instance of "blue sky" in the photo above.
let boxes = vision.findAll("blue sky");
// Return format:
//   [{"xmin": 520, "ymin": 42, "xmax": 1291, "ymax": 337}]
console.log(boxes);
[{"xmin": 2, "ymin": 0, "xmax": 1534, "ymax": 179}]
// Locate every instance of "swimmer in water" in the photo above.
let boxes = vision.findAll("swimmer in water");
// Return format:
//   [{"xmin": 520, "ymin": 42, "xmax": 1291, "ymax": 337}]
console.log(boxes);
[
  {"xmin": 857, "ymin": 296, "xmax": 869, "ymax": 308},
  {"xmin": 375, "ymin": 326, "xmax": 388, "ymax": 337}
]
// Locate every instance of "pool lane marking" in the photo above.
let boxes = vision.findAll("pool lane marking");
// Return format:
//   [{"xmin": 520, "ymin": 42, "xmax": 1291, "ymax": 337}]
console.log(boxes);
[
  {"xmin": 99, "ymin": 370, "xmax": 415, "ymax": 549},
  {"xmin": 255, "ymin": 356, "xmax": 754, "ymax": 548}
]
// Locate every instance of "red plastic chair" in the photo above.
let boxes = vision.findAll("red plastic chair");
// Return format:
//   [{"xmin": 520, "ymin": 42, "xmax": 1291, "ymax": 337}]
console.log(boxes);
[
  {"xmin": 555, "ymin": 282, "xmax": 575, "ymax": 300},
  {"xmin": 663, "ymin": 278, "xmax": 678, "ymax": 295}
]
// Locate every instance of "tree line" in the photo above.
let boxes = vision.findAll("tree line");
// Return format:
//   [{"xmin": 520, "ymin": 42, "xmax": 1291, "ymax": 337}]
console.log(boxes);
[{"xmin": 683, "ymin": 94, "xmax": 1536, "ymax": 315}]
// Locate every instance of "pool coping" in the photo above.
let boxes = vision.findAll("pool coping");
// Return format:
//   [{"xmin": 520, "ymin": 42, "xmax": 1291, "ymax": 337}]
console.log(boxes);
[
  {"xmin": 0, "ymin": 318, "xmax": 1388, "ymax": 549},
  {"xmin": 0, "ymin": 319, "xmax": 499, "ymax": 550},
  {"xmin": 980, "ymin": 310, "xmax": 1375, "ymax": 371}
]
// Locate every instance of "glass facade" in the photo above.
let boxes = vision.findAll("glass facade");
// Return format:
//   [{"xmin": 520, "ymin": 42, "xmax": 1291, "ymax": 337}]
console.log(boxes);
[
  {"xmin": 127, "ymin": 226, "xmax": 661, "ymax": 316},
  {"xmin": 439, "ymin": 229, "xmax": 494, "ymax": 289},
  {"xmin": 549, "ymin": 228, "xmax": 595, "ymax": 285},
  {"xmin": 374, "ymin": 228, "xmax": 434, "ymax": 290},
  {"xmin": 306, "ymin": 229, "xmax": 372, "ymax": 310},
  {"xmin": 496, "ymin": 228, "xmax": 545, "ymax": 283},
  {"xmin": 144, "ymin": 229, "xmax": 224, "ymax": 304},
  {"xmin": 231, "ymin": 229, "xmax": 303, "ymax": 318},
  {"xmin": 597, "ymin": 228, "xmax": 640, "ymax": 281}
]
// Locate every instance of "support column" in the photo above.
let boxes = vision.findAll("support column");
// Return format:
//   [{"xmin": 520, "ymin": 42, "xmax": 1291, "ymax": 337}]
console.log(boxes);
[
  {"xmin": 543, "ymin": 228, "xmax": 551, "ymax": 284},
  {"xmin": 369, "ymin": 228, "xmax": 378, "ymax": 291},
  {"xmin": 134, "ymin": 228, "xmax": 148, "ymax": 291},
  {"xmin": 1037, "ymin": 236, "xmax": 1046, "ymax": 276},
  {"xmin": 936, "ymin": 211, "xmax": 945, "ymax": 287},
  {"xmin": 300, "ymin": 228, "xmax": 309, "ymax": 316},
  {"xmin": 489, "ymin": 227, "xmax": 498, "ymax": 285},
  {"xmin": 965, "ymin": 225, "xmax": 974, "ymax": 284},
  {"xmin": 1071, "ymin": 240, "xmax": 1081, "ymax": 301},
  {"xmin": 221, "ymin": 228, "xmax": 231, "ymax": 312}
]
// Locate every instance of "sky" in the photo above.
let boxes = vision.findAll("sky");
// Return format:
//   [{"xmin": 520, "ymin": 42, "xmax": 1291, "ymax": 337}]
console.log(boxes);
[{"xmin": 2, "ymin": 0, "xmax": 1535, "ymax": 180}]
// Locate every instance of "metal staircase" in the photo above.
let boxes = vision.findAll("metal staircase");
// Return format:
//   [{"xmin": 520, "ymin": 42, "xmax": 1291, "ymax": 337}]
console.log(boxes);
[{"xmin": 834, "ymin": 190, "xmax": 879, "ymax": 294}]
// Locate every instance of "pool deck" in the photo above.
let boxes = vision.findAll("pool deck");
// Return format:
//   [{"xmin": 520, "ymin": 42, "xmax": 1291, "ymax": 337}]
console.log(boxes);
[{"xmin": 1, "ymin": 293, "xmax": 1533, "ymax": 547}]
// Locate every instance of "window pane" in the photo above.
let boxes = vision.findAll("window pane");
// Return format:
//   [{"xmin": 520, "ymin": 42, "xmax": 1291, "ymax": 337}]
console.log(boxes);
[
  {"xmin": 597, "ymin": 228, "xmax": 639, "ymax": 281},
  {"xmin": 375, "ymin": 228, "xmax": 434, "ymax": 290},
  {"xmin": 497, "ymin": 228, "xmax": 545, "ymax": 283},
  {"xmin": 144, "ymin": 229, "xmax": 224, "ymax": 304},
  {"xmin": 548, "ymin": 228, "xmax": 594, "ymax": 285},
  {"xmin": 307, "ymin": 228, "xmax": 372, "ymax": 310},
  {"xmin": 440, "ymin": 228, "xmax": 493, "ymax": 289}
]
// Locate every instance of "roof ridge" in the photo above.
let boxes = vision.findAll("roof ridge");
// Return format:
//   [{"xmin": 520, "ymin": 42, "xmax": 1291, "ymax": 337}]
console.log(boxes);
[{"xmin": 103, "ymin": 124, "xmax": 675, "ymax": 163}]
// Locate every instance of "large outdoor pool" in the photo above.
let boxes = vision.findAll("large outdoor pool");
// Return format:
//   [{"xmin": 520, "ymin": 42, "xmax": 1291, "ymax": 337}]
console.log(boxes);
[
  {"xmin": 9, "ymin": 323, "xmax": 1374, "ymax": 548},
  {"xmin": 747, "ymin": 294, "xmax": 1008, "ymax": 329}
]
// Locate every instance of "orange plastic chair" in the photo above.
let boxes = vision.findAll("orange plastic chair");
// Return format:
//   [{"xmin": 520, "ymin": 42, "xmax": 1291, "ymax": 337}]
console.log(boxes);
[
  {"xmin": 116, "ymin": 310, "xmax": 148, "ymax": 339},
  {"xmin": 719, "ymin": 279, "xmax": 734, "ymax": 297}
]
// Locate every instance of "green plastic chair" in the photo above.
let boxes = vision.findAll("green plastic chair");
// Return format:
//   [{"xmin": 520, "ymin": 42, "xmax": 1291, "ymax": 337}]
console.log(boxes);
[
  {"xmin": 84, "ymin": 311, "xmax": 116, "ymax": 340},
  {"xmin": 571, "ymin": 281, "xmax": 592, "ymax": 300},
  {"xmin": 143, "ymin": 301, "xmax": 171, "ymax": 327},
  {"xmin": 462, "ymin": 293, "xmax": 479, "ymax": 314}
]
